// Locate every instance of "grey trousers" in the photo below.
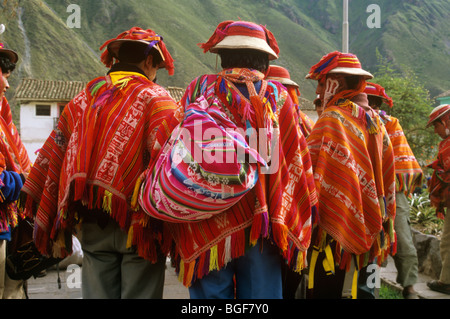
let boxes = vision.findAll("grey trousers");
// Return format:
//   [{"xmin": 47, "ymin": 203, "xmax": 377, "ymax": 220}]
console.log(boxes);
[
  {"xmin": 80, "ymin": 219, "xmax": 165, "ymax": 299},
  {"xmin": 392, "ymin": 192, "xmax": 419, "ymax": 288},
  {"xmin": 439, "ymin": 209, "xmax": 450, "ymax": 284}
]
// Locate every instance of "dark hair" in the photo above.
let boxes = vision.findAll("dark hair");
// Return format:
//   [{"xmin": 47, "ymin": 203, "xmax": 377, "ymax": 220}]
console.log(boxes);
[
  {"xmin": 118, "ymin": 41, "xmax": 163, "ymax": 67},
  {"xmin": 367, "ymin": 95, "xmax": 383, "ymax": 108},
  {"xmin": 344, "ymin": 75, "xmax": 362, "ymax": 90},
  {"xmin": 218, "ymin": 49, "xmax": 269, "ymax": 73},
  {"xmin": 0, "ymin": 55, "xmax": 16, "ymax": 73}
]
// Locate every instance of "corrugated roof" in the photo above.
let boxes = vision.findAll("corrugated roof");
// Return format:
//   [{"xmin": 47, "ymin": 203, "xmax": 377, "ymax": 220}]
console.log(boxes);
[
  {"xmin": 14, "ymin": 78, "xmax": 87, "ymax": 102},
  {"xmin": 166, "ymin": 86, "xmax": 185, "ymax": 102}
]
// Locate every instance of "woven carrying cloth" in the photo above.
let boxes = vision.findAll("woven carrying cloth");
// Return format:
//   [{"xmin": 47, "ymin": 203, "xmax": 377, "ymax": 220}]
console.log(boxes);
[
  {"xmin": 140, "ymin": 68, "xmax": 317, "ymax": 286},
  {"xmin": 139, "ymin": 94, "xmax": 266, "ymax": 222},
  {"xmin": 20, "ymin": 72, "xmax": 180, "ymax": 260},
  {"xmin": 307, "ymin": 99, "xmax": 397, "ymax": 270}
]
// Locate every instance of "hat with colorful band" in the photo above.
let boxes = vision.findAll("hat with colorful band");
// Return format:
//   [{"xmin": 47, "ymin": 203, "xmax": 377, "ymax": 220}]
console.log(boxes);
[
  {"xmin": 427, "ymin": 104, "xmax": 450, "ymax": 128},
  {"xmin": 306, "ymin": 51, "xmax": 373, "ymax": 81},
  {"xmin": 100, "ymin": 27, "xmax": 175, "ymax": 75},
  {"xmin": 364, "ymin": 82, "xmax": 394, "ymax": 107},
  {"xmin": 266, "ymin": 65, "xmax": 299, "ymax": 88},
  {"xmin": 199, "ymin": 20, "xmax": 279, "ymax": 60}
]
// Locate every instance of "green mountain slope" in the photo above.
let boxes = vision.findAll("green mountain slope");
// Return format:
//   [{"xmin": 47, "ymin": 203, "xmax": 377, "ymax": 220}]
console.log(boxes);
[{"xmin": 1, "ymin": 0, "xmax": 449, "ymax": 105}]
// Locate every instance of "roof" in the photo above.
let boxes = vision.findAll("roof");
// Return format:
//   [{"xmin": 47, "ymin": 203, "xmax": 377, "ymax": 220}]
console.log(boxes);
[
  {"xmin": 436, "ymin": 89, "xmax": 450, "ymax": 99},
  {"xmin": 166, "ymin": 86, "xmax": 185, "ymax": 102},
  {"xmin": 14, "ymin": 78, "xmax": 87, "ymax": 103},
  {"xmin": 299, "ymin": 97, "xmax": 315, "ymax": 110}
]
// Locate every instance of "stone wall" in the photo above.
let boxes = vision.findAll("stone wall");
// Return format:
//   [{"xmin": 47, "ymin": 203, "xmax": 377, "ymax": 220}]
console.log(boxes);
[{"xmin": 412, "ymin": 229, "xmax": 442, "ymax": 279}]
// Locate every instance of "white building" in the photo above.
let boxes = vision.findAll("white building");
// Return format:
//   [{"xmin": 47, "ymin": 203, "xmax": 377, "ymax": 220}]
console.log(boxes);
[{"xmin": 14, "ymin": 78, "xmax": 86, "ymax": 163}]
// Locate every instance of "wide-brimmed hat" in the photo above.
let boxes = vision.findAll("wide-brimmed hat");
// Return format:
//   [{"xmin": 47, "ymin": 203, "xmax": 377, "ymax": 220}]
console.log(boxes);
[
  {"xmin": 306, "ymin": 51, "xmax": 373, "ymax": 81},
  {"xmin": 0, "ymin": 43, "xmax": 18, "ymax": 64},
  {"xmin": 427, "ymin": 104, "xmax": 450, "ymax": 128},
  {"xmin": 199, "ymin": 20, "xmax": 279, "ymax": 60},
  {"xmin": 99, "ymin": 27, "xmax": 174, "ymax": 75},
  {"xmin": 364, "ymin": 82, "xmax": 394, "ymax": 107},
  {"xmin": 266, "ymin": 65, "xmax": 299, "ymax": 88}
]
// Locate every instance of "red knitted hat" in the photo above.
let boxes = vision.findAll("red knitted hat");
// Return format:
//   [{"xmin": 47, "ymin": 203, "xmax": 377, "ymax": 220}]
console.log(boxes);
[
  {"xmin": 100, "ymin": 27, "xmax": 175, "ymax": 75},
  {"xmin": 364, "ymin": 82, "xmax": 394, "ymax": 107},
  {"xmin": 199, "ymin": 20, "xmax": 279, "ymax": 60},
  {"xmin": 306, "ymin": 51, "xmax": 372, "ymax": 81},
  {"xmin": 266, "ymin": 65, "xmax": 299, "ymax": 88},
  {"xmin": 427, "ymin": 104, "xmax": 450, "ymax": 128}
]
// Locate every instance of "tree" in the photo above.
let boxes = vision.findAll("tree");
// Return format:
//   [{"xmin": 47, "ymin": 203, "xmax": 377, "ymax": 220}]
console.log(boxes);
[{"xmin": 371, "ymin": 51, "xmax": 440, "ymax": 170}]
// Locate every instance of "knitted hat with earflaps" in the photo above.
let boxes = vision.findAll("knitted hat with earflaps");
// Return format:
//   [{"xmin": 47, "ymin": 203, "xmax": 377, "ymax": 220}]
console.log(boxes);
[{"xmin": 100, "ymin": 27, "xmax": 175, "ymax": 75}]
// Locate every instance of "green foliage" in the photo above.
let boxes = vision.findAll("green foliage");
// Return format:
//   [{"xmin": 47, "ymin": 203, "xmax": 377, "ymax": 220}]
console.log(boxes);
[
  {"xmin": 371, "ymin": 51, "xmax": 441, "ymax": 167},
  {"xmin": 409, "ymin": 190, "xmax": 443, "ymax": 237},
  {"xmin": 379, "ymin": 283, "xmax": 403, "ymax": 299}
]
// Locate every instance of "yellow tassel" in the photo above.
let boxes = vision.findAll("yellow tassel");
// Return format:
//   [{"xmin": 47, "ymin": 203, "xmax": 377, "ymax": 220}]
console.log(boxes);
[
  {"xmin": 126, "ymin": 225, "xmax": 134, "ymax": 249},
  {"xmin": 178, "ymin": 261, "xmax": 185, "ymax": 283},
  {"xmin": 103, "ymin": 190, "xmax": 113, "ymax": 213},
  {"xmin": 209, "ymin": 245, "xmax": 219, "ymax": 272},
  {"xmin": 131, "ymin": 174, "xmax": 144, "ymax": 210},
  {"xmin": 308, "ymin": 248, "xmax": 319, "ymax": 289},
  {"xmin": 351, "ymin": 268, "xmax": 358, "ymax": 299}
]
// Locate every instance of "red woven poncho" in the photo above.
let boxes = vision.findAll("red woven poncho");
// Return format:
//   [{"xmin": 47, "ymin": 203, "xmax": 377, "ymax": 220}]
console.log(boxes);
[{"xmin": 20, "ymin": 72, "xmax": 180, "ymax": 260}]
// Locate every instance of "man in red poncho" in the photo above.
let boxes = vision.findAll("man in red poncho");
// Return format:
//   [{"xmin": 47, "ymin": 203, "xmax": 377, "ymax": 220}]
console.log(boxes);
[
  {"xmin": 139, "ymin": 20, "xmax": 317, "ymax": 299},
  {"xmin": 426, "ymin": 104, "xmax": 450, "ymax": 295},
  {"xmin": 365, "ymin": 82, "xmax": 423, "ymax": 299},
  {"xmin": 20, "ymin": 27, "xmax": 180, "ymax": 299},
  {"xmin": 305, "ymin": 51, "xmax": 396, "ymax": 299},
  {"xmin": 0, "ymin": 43, "xmax": 31, "ymax": 299}
]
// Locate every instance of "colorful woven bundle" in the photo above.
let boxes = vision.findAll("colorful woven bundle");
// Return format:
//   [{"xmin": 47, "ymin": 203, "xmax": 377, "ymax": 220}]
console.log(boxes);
[
  {"xmin": 143, "ymin": 69, "xmax": 317, "ymax": 287},
  {"xmin": 20, "ymin": 72, "xmax": 180, "ymax": 260},
  {"xmin": 427, "ymin": 136, "xmax": 450, "ymax": 219},
  {"xmin": 139, "ymin": 95, "xmax": 265, "ymax": 222},
  {"xmin": 307, "ymin": 99, "xmax": 397, "ymax": 269}
]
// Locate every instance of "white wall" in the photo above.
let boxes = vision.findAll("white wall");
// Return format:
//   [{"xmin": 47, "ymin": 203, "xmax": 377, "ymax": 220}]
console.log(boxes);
[{"xmin": 20, "ymin": 102, "xmax": 59, "ymax": 163}]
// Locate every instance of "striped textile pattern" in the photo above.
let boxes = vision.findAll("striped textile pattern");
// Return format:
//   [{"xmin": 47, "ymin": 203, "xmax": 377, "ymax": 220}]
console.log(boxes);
[
  {"xmin": 383, "ymin": 115, "xmax": 423, "ymax": 195},
  {"xmin": 307, "ymin": 99, "xmax": 397, "ymax": 269}
]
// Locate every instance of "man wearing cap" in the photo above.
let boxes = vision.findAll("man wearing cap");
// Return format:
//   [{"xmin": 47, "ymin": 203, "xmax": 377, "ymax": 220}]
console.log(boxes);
[
  {"xmin": 426, "ymin": 104, "xmax": 450, "ymax": 295},
  {"xmin": 266, "ymin": 65, "xmax": 314, "ymax": 138},
  {"xmin": 0, "ymin": 43, "xmax": 31, "ymax": 299},
  {"xmin": 305, "ymin": 51, "xmax": 396, "ymax": 298},
  {"xmin": 139, "ymin": 20, "xmax": 317, "ymax": 299},
  {"xmin": 20, "ymin": 27, "xmax": 180, "ymax": 298},
  {"xmin": 365, "ymin": 82, "xmax": 423, "ymax": 298}
]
